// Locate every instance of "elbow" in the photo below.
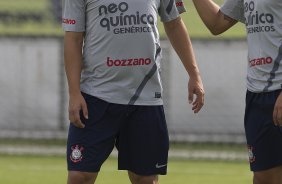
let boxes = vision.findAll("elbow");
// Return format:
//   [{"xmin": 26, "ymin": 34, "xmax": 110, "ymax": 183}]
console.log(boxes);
[
  {"xmin": 207, "ymin": 24, "xmax": 225, "ymax": 36},
  {"xmin": 209, "ymin": 28, "xmax": 224, "ymax": 36}
]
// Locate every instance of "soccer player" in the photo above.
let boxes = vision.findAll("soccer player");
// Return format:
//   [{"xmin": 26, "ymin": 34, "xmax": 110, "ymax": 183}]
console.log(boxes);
[
  {"xmin": 191, "ymin": 0, "xmax": 282, "ymax": 184},
  {"xmin": 63, "ymin": 0, "xmax": 204, "ymax": 184}
]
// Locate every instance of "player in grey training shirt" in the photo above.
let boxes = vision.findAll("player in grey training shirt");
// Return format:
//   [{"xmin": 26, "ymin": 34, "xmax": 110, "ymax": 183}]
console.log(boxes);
[
  {"xmin": 63, "ymin": 0, "xmax": 187, "ymax": 105},
  {"xmin": 63, "ymin": 0, "xmax": 204, "ymax": 183},
  {"xmin": 192, "ymin": 0, "xmax": 282, "ymax": 184}
]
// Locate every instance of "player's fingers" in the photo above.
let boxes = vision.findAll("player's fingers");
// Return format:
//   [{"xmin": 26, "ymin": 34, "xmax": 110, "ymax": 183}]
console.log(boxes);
[
  {"xmin": 71, "ymin": 109, "xmax": 85, "ymax": 128},
  {"xmin": 69, "ymin": 112, "xmax": 75, "ymax": 124},
  {"xmin": 192, "ymin": 90, "xmax": 204, "ymax": 113},
  {"xmin": 73, "ymin": 119, "xmax": 85, "ymax": 129},
  {"xmin": 273, "ymin": 107, "xmax": 278, "ymax": 126},
  {"xmin": 192, "ymin": 103, "xmax": 199, "ymax": 113},
  {"xmin": 193, "ymin": 103, "xmax": 202, "ymax": 113},
  {"xmin": 81, "ymin": 101, "xmax": 89, "ymax": 120},
  {"xmin": 68, "ymin": 107, "xmax": 77, "ymax": 123},
  {"xmin": 276, "ymin": 109, "xmax": 282, "ymax": 126},
  {"xmin": 188, "ymin": 89, "xmax": 194, "ymax": 104}
]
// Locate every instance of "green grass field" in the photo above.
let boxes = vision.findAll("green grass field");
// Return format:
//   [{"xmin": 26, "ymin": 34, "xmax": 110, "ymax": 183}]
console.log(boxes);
[
  {"xmin": 0, "ymin": 155, "xmax": 252, "ymax": 184},
  {"xmin": 0, "ymin": 0, "xmax": 246, "ymax": 38}
]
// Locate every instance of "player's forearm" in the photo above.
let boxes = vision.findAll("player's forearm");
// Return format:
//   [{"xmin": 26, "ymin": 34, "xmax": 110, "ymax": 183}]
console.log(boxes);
[
  {"xmin": 64, "ymin": 32, "xmax": 84, "ymax": 96},
  {"xmin": 192, "ymin": 0, "xmax": 220, "ymax": 26},
  {"xmin": 164, "ymin": 18, "xmax": 200, "ymax": 79},
  {"xmin": 192, "ymin": 0, "xmax": 229, "ymax": 35}
]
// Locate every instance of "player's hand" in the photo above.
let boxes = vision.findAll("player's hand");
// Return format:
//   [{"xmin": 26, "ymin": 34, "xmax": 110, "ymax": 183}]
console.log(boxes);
[
  {"xmin": 188, "ymin": 76, "xmax": 205, "ymax": 113},
  {"xmin": 68, "ymin": 93, "xmax": 88, "ymax": 128},
  {"xmin": 273, "ymin": 91, "xmax": 282, "ymax": 126}
]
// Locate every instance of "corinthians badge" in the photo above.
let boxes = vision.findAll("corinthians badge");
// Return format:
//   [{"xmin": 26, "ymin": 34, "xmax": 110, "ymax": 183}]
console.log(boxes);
[
  {"xmin": 247, "ymin": 145, "xmax": 255, "ymax": 163},
  {"xmin": 70, "ymin": 145, "xmax": 84, "ymax": 163}
]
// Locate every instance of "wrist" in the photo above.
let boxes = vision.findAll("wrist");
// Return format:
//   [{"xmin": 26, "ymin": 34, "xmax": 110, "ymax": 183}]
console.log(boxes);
[
  {"xmin": 68, "ymin": 89, "xmax": 81, "ymax": 97},
  {"xmin": 188, "ymin": 69, "xmax": 201, "ymax": 79}
]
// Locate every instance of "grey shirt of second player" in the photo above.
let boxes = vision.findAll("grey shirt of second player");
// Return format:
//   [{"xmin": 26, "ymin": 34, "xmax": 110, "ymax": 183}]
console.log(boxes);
[{"xmin": 221, "ymin": 0, "xmax": 282, "ymax": 93}]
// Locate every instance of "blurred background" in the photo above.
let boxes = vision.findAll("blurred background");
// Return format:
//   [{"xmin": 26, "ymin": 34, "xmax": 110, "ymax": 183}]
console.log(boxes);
[{"xmin": 0, "ymin": 0, "xmax": 251, "ymax": 184}]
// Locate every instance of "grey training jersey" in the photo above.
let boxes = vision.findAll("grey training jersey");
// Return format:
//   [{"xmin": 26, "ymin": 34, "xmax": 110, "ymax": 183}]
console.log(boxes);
[
  {"xmin": 221, "ymin": 0, "xmax": 282, "ymax": 93},
  {"xmin": 63, "ymin": 0, "xmax": 185, "ymax": 105}
]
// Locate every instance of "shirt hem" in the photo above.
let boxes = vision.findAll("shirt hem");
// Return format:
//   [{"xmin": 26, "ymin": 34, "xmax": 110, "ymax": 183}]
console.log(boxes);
[{"xmin": 81, "ymin": 90, "xmax": 164, "ymax": 106}]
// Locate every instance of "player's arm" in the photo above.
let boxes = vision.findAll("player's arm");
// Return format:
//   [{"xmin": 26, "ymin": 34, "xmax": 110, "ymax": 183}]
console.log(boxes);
[
  {"xmin": 192, "ymin": 0, "xmax": 237, "ymax": 35},
  {"xmin": 273, "ymin": 92, "xmax": 282, "ymax": 126},
  {"xmin": 64, "ymin": 31, "xmax": 88, "ymax": 128},
  {"xmin": 163, "ymin": 17, "xmax": 204, "ymax": 113}
]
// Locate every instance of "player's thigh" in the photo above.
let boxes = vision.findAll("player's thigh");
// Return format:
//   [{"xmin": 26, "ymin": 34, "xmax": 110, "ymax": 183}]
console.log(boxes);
[
  {"xmin": 253, "ymin": 166, "xmax": 282, "ymax": 184},
  {"xmin": 128, "ymin": 171, "xmax": 159, "ymax": 184},
  {"xmin": 244, "ymin": 90, "xmax": 282, "ymax": 171},
  {"xmin": 68, "ymin": 171, "xmax": 98, "ymax": 184},
  {"xmin": 67, "ymin": 93, "xmax": 127, "ymax": 172},
  {"xmin": 117, "ymin": 105, "xmax": 169, "ymax": 175}
]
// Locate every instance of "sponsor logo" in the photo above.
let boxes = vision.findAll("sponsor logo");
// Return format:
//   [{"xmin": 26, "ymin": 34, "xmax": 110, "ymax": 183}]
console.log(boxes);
[
  {"xmin": 62, "ymin": 18, "xmax": 76, "ymax": 25},
  {"xmin": 112, "ymin": 26, "xmax": 152, "ymax": 34},
  {"xmin": 249, "ymin": 57, "xmax": 272, "ymax": 67},
  {"xmin": 176, "ymin": 2, "xmax": 184, "ymax": 7},
  {"xmin": 247, "ymin": 145, "xmax": 255, "ymax": 163},
  {"xmin": 70, "ymin": 145, "xmax": 84, "ymax": 163},
  {"xmin": 155, "ymin": 92, "xmax": 162, "ymax": 98},
  {"xmin": 106, "ymin": 57, "xmax": 151, "ymax": 67},
  {"xmin": 155, "ymin": 163, "xmax": 167, "ymax": 169},
  {"xmin": 244, "ymin": 1, "xmax": 275, "ymax": 33},
  {"xmin": 99, "ymin": 2, "xmax": 155, "ymax": 34}
]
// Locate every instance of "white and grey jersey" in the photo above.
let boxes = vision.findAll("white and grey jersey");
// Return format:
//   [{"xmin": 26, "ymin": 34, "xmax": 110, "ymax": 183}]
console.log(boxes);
[
  {"xmin": 63, "ymin": 0, "xmax": 185, "ymax": 105},
  {"xmin": 221, "ymin": 0, "xmax": 282, "ymax": 93}
]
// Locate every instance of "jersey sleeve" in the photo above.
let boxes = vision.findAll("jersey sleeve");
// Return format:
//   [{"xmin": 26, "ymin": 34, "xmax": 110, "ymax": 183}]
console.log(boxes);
[
  {"xmin": 159, "ymin": 0, "xmax": 186, "ymax": 22},
  {"xmin": 62, "ymin": 0, "xmax": 86, "ymax": 32},
  {"xmin": 220, "ymin": 0, "xmax": 245, "ymax": 23}
]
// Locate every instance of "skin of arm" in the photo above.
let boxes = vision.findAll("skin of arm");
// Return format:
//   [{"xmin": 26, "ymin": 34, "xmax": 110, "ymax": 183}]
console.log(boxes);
[
  {"xmin": 192, "ymin": 0, "xmax": 237, "ymax": 35},
  {"xmin": 163, "ymin": 17, "xmax": 204, "ymax": 113},
  {"xmin": 273, "ymin": 45, "xmax": 282, "ymax": 126},
  {"xmin": 64, "ymin": 31, "xmax": 88, "ymax": 128},
  {"xmin": 273, "ymin": 93, "xmax": 282, "ymax": 126}
]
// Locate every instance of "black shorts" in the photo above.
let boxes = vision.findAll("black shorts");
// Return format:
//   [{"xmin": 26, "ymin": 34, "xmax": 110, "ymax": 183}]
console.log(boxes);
[
  {"xmin": 244, "ymin": 90, "xmax": 282, "ymax": 171},
  {"xmin": 67, "ymin": 92, "xmax": 169, "ymax": 175}
]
